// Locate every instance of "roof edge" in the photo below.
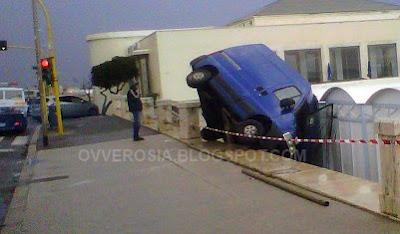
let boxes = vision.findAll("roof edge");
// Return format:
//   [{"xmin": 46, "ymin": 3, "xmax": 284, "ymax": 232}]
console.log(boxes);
[{"xmin": 86, "ymin": 30, "xmax": 155, "ymax": 42}]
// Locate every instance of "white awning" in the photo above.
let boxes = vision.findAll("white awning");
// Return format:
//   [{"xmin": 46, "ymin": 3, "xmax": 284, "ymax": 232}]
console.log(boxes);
[{"xmin": 312, "ymin": 77, "xmax": 400, "ymax": 105}]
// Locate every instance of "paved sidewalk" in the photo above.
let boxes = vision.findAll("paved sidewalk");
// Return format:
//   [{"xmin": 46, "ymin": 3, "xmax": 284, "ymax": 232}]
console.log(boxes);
[
  {"xmin": 10, "ymin": 133, "xmax": 400, "ymax": 233},
  {"xmin": 39, "ymin": 115, "xmax": 158, "ymax": 150}
]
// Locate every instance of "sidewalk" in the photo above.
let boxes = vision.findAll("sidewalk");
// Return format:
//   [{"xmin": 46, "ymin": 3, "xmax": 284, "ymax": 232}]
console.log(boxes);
[{"xmin": 5, "ymin": 131, "xmax": 400, "ymax": 233}]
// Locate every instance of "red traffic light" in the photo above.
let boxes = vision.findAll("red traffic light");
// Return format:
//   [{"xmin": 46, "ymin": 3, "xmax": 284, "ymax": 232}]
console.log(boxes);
[{"xmin": 40, "ymin": 59, "xmax": 49, "ymax": 69}]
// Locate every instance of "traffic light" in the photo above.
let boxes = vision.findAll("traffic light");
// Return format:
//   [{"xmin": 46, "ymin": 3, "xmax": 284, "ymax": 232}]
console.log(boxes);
[
  {"xmin": 40, "ymin": 58, "xmax": 52, "ymax": 85},
  {"xmin": 0, "ymin": 41, "xmax": 7, "ymax": 51}
]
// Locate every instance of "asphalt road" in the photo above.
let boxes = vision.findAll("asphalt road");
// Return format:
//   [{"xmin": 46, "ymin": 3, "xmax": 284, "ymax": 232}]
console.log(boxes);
[{"xmin": 0, "ymin": 120, "xmax": 36, "ymax": 227}]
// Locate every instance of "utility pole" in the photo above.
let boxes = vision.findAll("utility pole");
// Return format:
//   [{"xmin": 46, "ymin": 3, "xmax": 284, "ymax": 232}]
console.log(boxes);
[{"xmin": 32, "ymin": 0, "xmax": 49, "ymax": 146}]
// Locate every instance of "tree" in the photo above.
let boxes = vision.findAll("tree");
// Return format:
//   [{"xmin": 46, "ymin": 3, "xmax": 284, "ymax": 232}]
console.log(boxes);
[
  {"xmin": 91, "ymin": 56, "xmax": 138, "ymax": 115},
  {"xmin": 81, "ymin": 79, "xmax": 93, "ymax": 103}
]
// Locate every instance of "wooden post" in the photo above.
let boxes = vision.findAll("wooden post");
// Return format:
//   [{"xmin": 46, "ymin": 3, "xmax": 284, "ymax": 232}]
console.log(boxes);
[{"xmin": 376, "ymin": 119, "xmax": 400, "ymax": 217}]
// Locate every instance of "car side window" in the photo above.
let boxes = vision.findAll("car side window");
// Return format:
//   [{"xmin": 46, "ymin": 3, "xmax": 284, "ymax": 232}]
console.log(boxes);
[
  {"xmin": 71, "ymin": 97, "xmax": 84, "ymax": 103},
  {"xmin": 60, "ymin": 96, "xmax": 71, "ymax": 102}
]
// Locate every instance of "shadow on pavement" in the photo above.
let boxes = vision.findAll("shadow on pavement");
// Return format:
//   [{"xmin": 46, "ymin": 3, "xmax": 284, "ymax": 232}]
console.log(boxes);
[{"xmin": 38, "ymin": 115, "xmax": 159, "ymax": 150}]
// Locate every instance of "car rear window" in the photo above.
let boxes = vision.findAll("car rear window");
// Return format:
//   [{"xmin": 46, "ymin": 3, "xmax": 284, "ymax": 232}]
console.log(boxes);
[
  {"xmin": 3, "ymin": 90, "xmax": 23, "ymax": 100},
  {"xmin": 274, "ymin": 86, "xmax": 302, "ymax": 103}
]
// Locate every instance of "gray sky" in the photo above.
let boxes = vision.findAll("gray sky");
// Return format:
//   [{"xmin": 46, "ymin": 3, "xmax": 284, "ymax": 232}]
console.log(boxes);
[{"xmin": 0, "ymin": 0, "xmax": 399, "ymax": 88}]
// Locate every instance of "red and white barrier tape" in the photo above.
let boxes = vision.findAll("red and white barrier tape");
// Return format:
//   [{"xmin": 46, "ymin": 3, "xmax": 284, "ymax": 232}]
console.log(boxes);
[{"xmin": 204, "ymin": 127, "xmax": 400, "ymax": 146}]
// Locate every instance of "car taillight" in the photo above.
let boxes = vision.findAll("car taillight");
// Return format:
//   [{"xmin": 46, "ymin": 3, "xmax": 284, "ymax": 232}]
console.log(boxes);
[{"xmin": 14, "ymin": 121, "xmax": 22, "ymax": 126}]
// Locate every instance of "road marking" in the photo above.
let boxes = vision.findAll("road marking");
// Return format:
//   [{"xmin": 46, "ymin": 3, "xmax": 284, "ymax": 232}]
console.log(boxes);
[
  {"xmin": 0, "ymin": 149, "xmax": 15, "ymax": 153},
  {"xmin": 11, "ymin": 136, "xmax": 29, "ymax": 146}
]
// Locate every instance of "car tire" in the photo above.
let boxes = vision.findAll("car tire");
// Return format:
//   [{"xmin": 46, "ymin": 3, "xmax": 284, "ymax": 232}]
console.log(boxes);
[
  {"xmin": 88, "ymin": 108, "xmax": 98, "ymax": 116},
  {"xmin": 201, "ymin": 128, "xmax": 222, "ymax": 141},
  {"xmin": 186, "ymin": 69, "xmax": 212, "ymax": 89},
  {"xmin": 237, "ymin": 119, "xmax": 266, "ymax": 146}
]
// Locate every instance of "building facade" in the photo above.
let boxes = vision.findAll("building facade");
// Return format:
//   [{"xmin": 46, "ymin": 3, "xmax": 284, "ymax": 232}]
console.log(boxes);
[{"xmin": 86, "ymin": 0, "xmax": 400, "ymax": 104}]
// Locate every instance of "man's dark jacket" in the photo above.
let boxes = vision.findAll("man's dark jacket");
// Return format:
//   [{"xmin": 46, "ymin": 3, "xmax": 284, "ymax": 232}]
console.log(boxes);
[{"xmin": 127, "ymin": 90, "xmax": 143, "ymax": 112}]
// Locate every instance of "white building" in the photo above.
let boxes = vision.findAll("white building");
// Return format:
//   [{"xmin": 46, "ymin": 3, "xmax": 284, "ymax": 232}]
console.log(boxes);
[{"xmin": 87, "ymin": 0, "xmax": 400, "ymax": 103}]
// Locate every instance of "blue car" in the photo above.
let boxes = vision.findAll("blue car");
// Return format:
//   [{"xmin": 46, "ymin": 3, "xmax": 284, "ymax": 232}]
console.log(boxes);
[{"xmin": 187, "ymin": 44, "xmax": 321, "ymax": 162}]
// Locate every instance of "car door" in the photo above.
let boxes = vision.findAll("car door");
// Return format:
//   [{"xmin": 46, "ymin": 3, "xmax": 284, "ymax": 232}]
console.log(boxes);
[
  {"xmin": 59, "ymin": 96, "xmax": 75, "ymax": 118},
  {"xmin": 69, "ymin": 97, "xmax": 87, "ymax": 117}
]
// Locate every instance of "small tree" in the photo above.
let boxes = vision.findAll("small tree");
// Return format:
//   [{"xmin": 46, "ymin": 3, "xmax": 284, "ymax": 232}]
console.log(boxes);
[
  {"xmin": 91, "ymin": 56, "xmax": 138, "ymax": 115},
  {"xmin": 81, "ymin": 79, "xmax": 93, "ymax": 102}
]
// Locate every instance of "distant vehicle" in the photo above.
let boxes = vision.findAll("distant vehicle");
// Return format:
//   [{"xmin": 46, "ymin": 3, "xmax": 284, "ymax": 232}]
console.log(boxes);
[
  {"xmin": 187, "ymin": 44, "xmax": 321, "ymax": 164},
  {"xmin": 0, "ymin": 87, "xmax": 28, "ymax": 133},
  {"xmin": 31, "ymin": 96, "xmax": 99, "ymax": 121}
]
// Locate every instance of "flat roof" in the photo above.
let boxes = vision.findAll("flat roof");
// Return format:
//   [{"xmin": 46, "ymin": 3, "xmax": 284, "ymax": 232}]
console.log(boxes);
[
  {"xmin": 86, "ymin": 27, "xmax": 214, "ymax": 42},
  {"xmin": 86, "ymin": 30, "xmax": 155, "ymax": 41}
]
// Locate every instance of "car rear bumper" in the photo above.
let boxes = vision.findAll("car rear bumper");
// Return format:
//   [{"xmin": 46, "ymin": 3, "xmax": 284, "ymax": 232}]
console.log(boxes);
[{"xmin": 0, "ymin": 114, "xmax": 27, "ymax": 132}]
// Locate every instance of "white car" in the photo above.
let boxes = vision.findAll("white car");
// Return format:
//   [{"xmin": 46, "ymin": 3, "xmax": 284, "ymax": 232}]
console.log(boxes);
[{"xmin": 0, "ymin": 87, "xmax": 28, "ymax": 132}]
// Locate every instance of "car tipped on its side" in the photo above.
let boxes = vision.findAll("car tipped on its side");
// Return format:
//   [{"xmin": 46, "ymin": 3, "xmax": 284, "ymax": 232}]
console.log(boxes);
[{"xmin": 187, "ymin": 44, "xmax": 323, "ymax": 166}]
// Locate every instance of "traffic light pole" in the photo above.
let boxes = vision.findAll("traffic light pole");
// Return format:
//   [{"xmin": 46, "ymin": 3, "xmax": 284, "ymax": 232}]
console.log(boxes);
[
  {"xmin": 37, "ymin": 0, "xmax": 64, "ymax": 135},
  {"xmin": 32, "ymin": 0, "xmax": 49, "ymax": 146}
]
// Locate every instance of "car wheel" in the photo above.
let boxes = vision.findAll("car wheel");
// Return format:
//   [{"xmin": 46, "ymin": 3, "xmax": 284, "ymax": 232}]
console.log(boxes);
[
  {"xmin": 237, "ymin": 119, "xmax": 266, "ymax": 146},
  {"xmin": 186, "ymin": 69, "xmax": 212, "ymax": 89},
  {"xmin": 88, "ymin": 108, "xmax": 98, "ymax": 116},
  {"xmin": 240, "ymin": 119, "xmax": 265, "ymax": 136},
  {"xmin": 201, "ymin": 128, "xmax": 222, "ymax": 141}
]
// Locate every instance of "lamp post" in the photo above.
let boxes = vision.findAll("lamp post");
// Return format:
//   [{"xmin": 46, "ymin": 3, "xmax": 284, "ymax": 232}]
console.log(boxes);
[{"xmin": 36, "ymin": 0, "xmax": 64, "ymax": 135}]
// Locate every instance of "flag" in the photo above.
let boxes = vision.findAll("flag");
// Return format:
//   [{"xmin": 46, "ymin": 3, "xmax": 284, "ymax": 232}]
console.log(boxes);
[
  {"xmin": 367, "ymin": 61, "xmax": 372, "ymax": 78},
  {"xmin": 327, "ymin": 63, "xmax": 332, "ymax": 81}
]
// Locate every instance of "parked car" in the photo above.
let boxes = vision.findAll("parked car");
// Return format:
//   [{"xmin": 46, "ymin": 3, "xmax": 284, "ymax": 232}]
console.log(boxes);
[
  {"xmin": 186, "ymin": 44, "xmax": 321, "ymax": 165},
  {"xmin": 0, "ymin": 87, "xmax": 28, "ymax": 133},
  {"xmin": 31, "ymin": 96, "xmax": 99, "ymax": 122}
]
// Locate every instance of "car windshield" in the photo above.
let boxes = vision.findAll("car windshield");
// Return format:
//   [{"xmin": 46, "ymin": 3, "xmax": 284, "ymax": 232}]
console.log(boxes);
[
  {"xmin": 3, "ymin": 90, "xmax": 23, "ymax": 100},
  {"xmin": 274, "ymin": 86, "xmax": 302, "ymax": 103}
]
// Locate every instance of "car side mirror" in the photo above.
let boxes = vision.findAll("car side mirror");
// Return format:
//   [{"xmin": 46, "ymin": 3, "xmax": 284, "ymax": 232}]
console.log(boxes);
[{"xmin": 280, "ymin": 98, "xmax": 295, "ymax": 110}]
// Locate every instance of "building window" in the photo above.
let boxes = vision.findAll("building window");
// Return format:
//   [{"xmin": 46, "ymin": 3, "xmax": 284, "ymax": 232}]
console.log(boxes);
[
  {"xmin": 329, "ymin": 46, "xmax": 361, "ymax": 81},
  {"xmin": 284, "ymin": 49, "xmax": 323, "ymax": 83},
  {"xmin": 368, "ymin": 44, "xmax": 398, "ymax": 78}
]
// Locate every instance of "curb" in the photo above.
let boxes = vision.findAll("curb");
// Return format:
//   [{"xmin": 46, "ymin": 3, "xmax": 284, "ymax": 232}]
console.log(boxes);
[{"xmin": 2, "ymin": 126, "xmax": 41, "ymax": 233}]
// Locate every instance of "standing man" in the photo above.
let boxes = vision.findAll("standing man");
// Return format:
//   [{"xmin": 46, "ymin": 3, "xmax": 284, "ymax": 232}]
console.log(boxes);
[{"xmin": 127, "ymin": 82, "xmax": 144, "ymax": 141}]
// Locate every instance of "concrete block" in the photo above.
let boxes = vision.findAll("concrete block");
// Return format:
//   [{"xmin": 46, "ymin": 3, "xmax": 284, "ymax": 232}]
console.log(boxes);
[
  {"xmin": 141, "ymin": 97, "xmax": 155, "ymax": 124},
  {"xmin": 156, "ymin": 100, "xmax": 173, "ymax": 131},
  {"xmin": 379, "ymin": 195, "xmax": 400, "ymax": 218},
  {"xmin": 375, "ymin": 119, "xmax": 400, "ymax": 136},
  {"xmin": 176, "ymin": 100, "xmax": 201, "ymax": 140},
  {"xmin": 376, "ymin": 119, "xmax": 400, "ymax": 217}
]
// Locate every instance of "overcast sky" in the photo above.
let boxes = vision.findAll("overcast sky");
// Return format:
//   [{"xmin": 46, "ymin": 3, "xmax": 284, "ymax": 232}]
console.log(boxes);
[{"xmin": 0, "ymin": 0, "xmax": 399, "ymax": 88}]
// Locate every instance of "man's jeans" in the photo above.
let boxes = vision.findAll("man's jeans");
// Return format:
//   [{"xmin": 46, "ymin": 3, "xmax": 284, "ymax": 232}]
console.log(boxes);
[{"xmin": 132, "ymin": 111, "xmax": 141, "ymax": 140}]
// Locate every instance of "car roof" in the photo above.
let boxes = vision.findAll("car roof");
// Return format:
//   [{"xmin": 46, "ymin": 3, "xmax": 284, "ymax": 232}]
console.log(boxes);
[{"xmin": 0, "ymin": 87, "xmax": 24, "ymax": 91}]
